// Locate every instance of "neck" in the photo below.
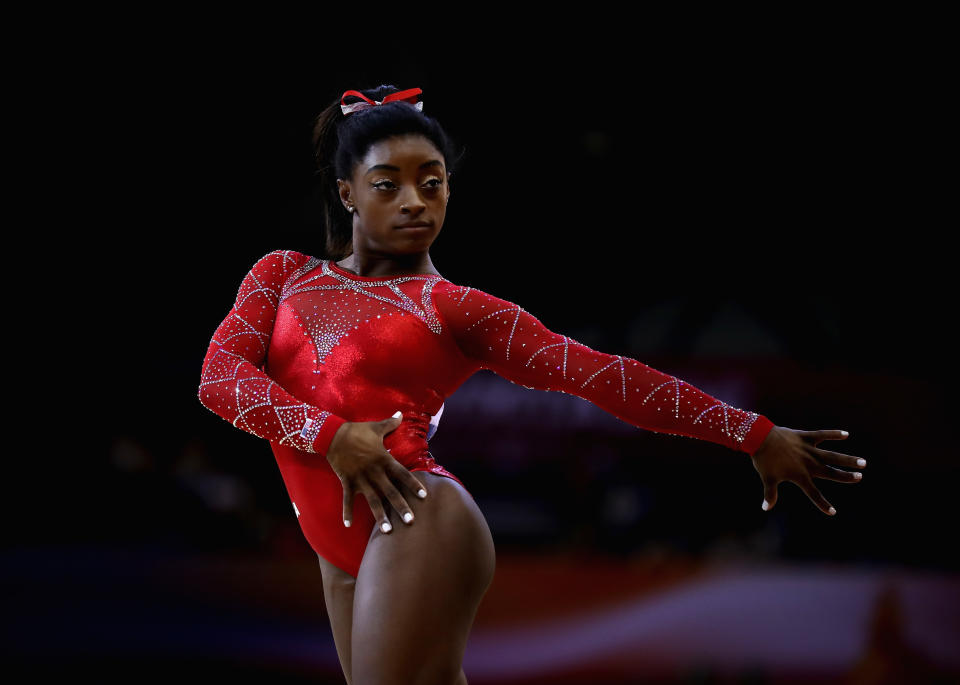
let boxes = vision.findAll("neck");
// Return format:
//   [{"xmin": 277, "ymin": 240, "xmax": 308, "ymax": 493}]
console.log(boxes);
[{"xmin": 337, "ymin": 251, "xmax": 439, "ymax": 278}]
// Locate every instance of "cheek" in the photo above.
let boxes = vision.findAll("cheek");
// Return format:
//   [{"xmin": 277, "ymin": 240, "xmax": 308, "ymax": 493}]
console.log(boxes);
[{"xmin": 366, "ymin": 201, "xmax": 393, "ymax": 220}]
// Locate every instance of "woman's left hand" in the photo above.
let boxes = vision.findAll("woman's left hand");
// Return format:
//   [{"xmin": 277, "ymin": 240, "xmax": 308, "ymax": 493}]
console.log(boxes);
[{"xmin": 751, "ymin": 426, "xmax": 865, "ymax": 516}]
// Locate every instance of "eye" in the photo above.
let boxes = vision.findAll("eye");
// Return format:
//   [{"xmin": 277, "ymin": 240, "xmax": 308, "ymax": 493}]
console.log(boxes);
[
  {"xmin": 371, "ymin": 180, "xmax": 397, "ymax": 191},
  {"xmin": 422, "ymin": 178, "xmax": 443, "ymax": 189}
]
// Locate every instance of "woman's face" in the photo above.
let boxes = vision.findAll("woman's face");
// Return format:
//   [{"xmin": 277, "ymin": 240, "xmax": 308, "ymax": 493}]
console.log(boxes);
[{"xmin": 337, "ymin": 133, "xmax": 451, "ymax": 257}]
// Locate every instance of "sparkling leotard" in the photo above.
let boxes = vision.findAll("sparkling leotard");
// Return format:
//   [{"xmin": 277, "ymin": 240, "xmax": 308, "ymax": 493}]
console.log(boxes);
[{"xmin": 198, "ymin": 250, "xmax": 775, "ymax": 577}]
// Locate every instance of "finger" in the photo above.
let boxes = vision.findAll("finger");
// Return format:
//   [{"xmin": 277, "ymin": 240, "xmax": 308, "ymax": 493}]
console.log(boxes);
[
  {"xmin": 811, "ymin": 463, "xmax": 864, "ymax": 484},
  {"xmin": 357, "ymin": 476, "xmax": 393, "ymax": 534},
  {"xmin": 762, "ymin": 479, "xmax": 779, "ymax": 511},
  {"xmin": 341, "ymin": 479, "xmax": 354, "ymax": 528},
  {"xmin": 389, "ymin": 460, "xmax": 428, "ymax": 500},
  {"xmin": 807, "ymin": 430, "xmax": 850, "ymax": 446},
  {"xmin": 380, "ymin": 410, "xmax": 404, "ymax": 435},
  {"xmin": 374, "ymin": 471, "xmax": 416, "ymax": 525},
  {"xmin": 794, "ymin": 474, "xmax": 836, "ymax": 516},
  {"xmin": 812, "ymin": 446, "xmax": 867, "ymax": 469}
]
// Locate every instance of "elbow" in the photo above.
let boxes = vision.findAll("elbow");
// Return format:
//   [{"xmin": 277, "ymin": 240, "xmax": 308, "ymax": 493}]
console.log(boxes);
[
  {"xmin": 197, "ymin": 381, "xmax": 212, "ymax": 410},
  {"xmin": 197, "ymin": 350, "xmax": 216, "ymax": 409}
]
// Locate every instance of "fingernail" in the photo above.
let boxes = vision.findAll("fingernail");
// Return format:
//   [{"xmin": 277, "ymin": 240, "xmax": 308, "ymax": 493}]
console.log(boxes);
[
  {"xmin": 762, "ymin": 500, "xmax": 769, "ymax": 511},
  {"xmin": 381, "ymin": 521, "xmax": 392, "ymax": 533},
  {"xmin": 854, "ymin": 472, "xmax": 862, "ymax": 480},
  {"xmin": 418, "ymin": 489, "xmax": 427, "ymax": 499},
  {"xmin": 403, "ymin": 512, "xmax": 414, "ymax": 523},
  {"xmin": 392, "ymin": 410, "xmax": 402, "ymax": 419},
  {"xmin": 857, "ymin": 458, "xmax": 866, "ymax": 467},
  {"xmin": 344, "ymin": 519, "xmax": 351, "ymax": 528},
  {"xmin": 828, "ymin": 507, "xmax": 836, "ymax": 515},
  {"xmin": 840, "ymin": 430, "xmax": 849, "ymax": 437}
]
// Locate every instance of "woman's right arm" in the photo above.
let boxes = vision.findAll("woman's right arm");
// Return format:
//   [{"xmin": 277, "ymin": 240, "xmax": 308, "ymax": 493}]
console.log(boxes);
[
  {"xmin": 197, "ymin": 249, "xmax": 347, "ymax": 456},
  {"xmin": 199, "ymin": 249, "xmax": 428, "ymax": 531}
]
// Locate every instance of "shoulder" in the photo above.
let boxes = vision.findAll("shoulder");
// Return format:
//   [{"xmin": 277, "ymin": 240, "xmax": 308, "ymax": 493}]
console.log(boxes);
[
  {"xmin": 431, "ymin": 277, "xmax": 522, "ymax": 312},
  {"xmin": 433, "ymin": 275, "xmax": 515, "ymax": 300},
  {"xmin": 235, "ymin": 250, "xmax": 317, "ymax": 299},
  {"xmin": 431, "ymin": 276, "xmax": 473, "ymax": 300},
  {"xmin": 243, "ymin": 249, "xmax": 317, "ymax": 281},
  {"xmin": 252, "ymin": 249, "xmax": 314, "ymax": 271}
]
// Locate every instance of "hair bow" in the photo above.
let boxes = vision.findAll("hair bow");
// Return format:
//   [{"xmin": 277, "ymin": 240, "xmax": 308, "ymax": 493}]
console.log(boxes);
[{"xmin": 340, "ymin": 88, "xmax": 424, "ymax": 116}]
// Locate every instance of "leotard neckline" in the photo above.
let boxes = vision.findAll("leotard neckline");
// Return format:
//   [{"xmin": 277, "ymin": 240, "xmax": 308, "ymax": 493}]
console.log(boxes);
[{"xmin": 327, "ymin": 258, "xmax": 444, "ymax": 282}]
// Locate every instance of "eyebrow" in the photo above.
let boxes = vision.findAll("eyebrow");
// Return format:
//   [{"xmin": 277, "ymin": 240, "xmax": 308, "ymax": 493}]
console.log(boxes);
[{"xmin": 365, "ymin": 160, "xmax": 444, "ymax": 174}]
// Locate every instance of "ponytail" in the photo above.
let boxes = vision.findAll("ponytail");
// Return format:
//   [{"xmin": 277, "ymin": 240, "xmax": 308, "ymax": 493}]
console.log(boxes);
[{"xmin": 310, "ymin": 99, "xmax": 353, "ymax": 259}]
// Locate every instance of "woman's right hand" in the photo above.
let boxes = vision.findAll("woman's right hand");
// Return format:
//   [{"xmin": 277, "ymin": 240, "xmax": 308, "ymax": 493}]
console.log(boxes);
[{"xmin": 325, "ymin": 410, "xmax": 428, "ymax": 533}]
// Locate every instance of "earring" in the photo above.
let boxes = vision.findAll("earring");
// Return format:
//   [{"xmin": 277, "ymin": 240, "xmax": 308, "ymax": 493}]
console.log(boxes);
[{"xmin": 347, "ymin": 206, "xmax": 355, "ymax": 213}]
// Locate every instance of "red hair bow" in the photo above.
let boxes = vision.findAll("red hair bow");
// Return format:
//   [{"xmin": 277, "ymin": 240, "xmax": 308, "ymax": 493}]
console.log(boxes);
[{"xmin": 340, "ymin": 88, "xmax": 423, "ymax": 116}]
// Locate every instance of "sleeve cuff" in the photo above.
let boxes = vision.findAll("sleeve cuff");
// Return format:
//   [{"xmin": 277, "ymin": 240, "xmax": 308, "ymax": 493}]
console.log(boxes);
[
  {"xmin": 740, "ymin": 414, "xmax": 775, "ymax": 457},
  {"xmin": 311, "ymin": 413, "xmax": 348, "ymax": 457}
]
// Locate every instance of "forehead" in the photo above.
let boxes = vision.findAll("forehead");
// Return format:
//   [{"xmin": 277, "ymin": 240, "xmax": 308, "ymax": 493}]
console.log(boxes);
[{"xmin": 358, "ymin": 134, "xmax": 445, "ymax": 171}]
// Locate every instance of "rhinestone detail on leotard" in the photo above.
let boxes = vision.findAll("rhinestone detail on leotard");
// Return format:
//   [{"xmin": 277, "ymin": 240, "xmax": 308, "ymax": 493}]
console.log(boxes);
[{"xmin": 278, "ymin": 259, "xmax": 445, "ymax": 365}]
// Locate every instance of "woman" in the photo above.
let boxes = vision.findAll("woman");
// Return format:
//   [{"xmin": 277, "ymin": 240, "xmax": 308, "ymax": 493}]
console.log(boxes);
[{"xmin": 197, "ymin": 85, "xmax": 865, "ymax": 685}]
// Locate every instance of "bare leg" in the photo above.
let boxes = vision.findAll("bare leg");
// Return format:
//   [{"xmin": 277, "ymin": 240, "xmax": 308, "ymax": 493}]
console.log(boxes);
[
  {"xmin": 318, "ymin": 524, "xmax": 475, "ymax": 685},
  {"xmin": 351, "ymin": 472, "xmax": 495, "ymax": 685},
  {"xmin": 318, "ymin": 553, "xmax": 357, "ymax": 685}
]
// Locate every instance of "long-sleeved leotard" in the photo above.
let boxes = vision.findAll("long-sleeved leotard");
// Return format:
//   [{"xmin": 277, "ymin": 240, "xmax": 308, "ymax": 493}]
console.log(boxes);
[
  {"xmin": 198, "ymin": 250, "xmax": 775, "ymax": 577},
  {"xmin": 198, "ymin": 250, "xmax": 348, "ymax": 454}
]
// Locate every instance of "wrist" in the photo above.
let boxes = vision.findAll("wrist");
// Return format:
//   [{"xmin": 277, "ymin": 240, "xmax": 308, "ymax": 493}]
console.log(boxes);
[
  {"xmin": 753, "ymin": 423, "xmax": 778, "ymax": 456},
  {"xmin": 323, "ymin": 421, "xmax": 351, "ymax": 459},
  {"xmin": 305, "ymin": 412, "xmax": 348, "ymax": 457},
  {"xmin": 742, "ymin": 415, "xmax": 776, "ymax": 457}
]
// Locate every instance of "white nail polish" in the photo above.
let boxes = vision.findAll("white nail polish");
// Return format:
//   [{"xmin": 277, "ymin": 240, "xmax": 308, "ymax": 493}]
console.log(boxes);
[
  {"xmin": 762, "ymin": 501, "xmax": 769, "ymax": 511},
  {"xmin": 828, "ymin": 507, "xmax": 836, "ymax": 515},
  {"xmin": 344, "ymin": 519, "xmax": 351, "ymax": 528},
  {"xmin": 854, "ymin": 472, "xmax": 862, "ymax": 480},
  {"xmin": 392, "ymin": 410, "xmax": 402, "ymax": 419},
  {"xmin": 857, "ymin": 458, "xmax": 866, "ymax": 467},
  {"xmin": 418, "ymin": 489, "xmax": 427, "ymax": 498},
  {"xmin": 403, "ymin": 512, "xmax": 413, "ymax": 523},
  {"xmin": 841, "ymin": 430, "xmax": 849, "ymax": 437},
  {"xmin": 381, "ymin": 521, "xmax": 392, "ymax": 533}
]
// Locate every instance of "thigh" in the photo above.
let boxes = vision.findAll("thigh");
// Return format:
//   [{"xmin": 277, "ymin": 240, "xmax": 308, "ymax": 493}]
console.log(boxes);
[
  {"xmin": 318, "ymin": 553, "xmax": 357, "ymax": 685},
  {"xmin": 351, "ymin": 472, "xmax": 495, "ymax": 685}
]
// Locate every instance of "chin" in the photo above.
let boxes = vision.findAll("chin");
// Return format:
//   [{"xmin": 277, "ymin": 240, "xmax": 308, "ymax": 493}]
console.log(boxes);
[
  {"xmin": 391, "ymin": 239, "xmax": 435, "ymax": 253},
  {"xmin": 397, "ymin": 230, "xmax": 439, "ymax": 244}
]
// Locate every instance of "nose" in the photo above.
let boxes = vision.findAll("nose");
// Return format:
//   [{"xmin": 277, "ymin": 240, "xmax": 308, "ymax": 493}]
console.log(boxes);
[{"xmin": 399, "ymin": 186, "xmax": 427, "ymax": 214}]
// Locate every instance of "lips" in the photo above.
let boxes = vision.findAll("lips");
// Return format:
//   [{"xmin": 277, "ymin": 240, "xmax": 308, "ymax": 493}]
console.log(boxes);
[{"xmin": 395, "ymin": 221, "xmax": 432, "ymax": 229}]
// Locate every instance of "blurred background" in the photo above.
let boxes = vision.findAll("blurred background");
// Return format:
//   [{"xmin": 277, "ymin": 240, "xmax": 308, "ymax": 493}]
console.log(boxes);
[{"xmin": 8, "ymin": 11, "xmax": 955, "ymax": 685}]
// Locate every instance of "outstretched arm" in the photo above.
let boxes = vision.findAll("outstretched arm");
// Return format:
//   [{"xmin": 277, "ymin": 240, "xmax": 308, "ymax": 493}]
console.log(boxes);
[
  {"xmin": 433, "ymin": 283, "xmax": 866, "ymax": 514},
  {"xmin": 197, "ymin": 250, "xmax": 347, "ymax": 456},
  {"xmin": 434, "ymin": 282, "xmax": 774, "ymax": 455}
]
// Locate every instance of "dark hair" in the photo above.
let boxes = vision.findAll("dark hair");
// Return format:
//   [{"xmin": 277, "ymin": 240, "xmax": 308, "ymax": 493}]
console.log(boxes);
[{"xmin": 310, "ymin": 84, "xmax": 463, "ymax": 259}]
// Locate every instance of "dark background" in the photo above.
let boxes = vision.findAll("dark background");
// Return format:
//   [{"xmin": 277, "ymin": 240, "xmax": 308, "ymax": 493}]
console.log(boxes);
[{"xmin": 10, "ymin": 14, "xmax": 954, "ymax": 684}]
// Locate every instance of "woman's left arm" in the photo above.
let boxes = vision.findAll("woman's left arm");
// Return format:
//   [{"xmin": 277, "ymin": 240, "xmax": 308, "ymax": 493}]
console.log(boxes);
[{"xmin": 433, "ymin": 282, "xmax": 865, "ymax": 514}]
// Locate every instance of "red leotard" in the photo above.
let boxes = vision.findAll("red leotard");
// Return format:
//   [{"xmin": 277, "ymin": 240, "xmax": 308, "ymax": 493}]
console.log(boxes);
[{"xmin": 198, "ymin": 250, "xmax": 775, "ymax": 577}]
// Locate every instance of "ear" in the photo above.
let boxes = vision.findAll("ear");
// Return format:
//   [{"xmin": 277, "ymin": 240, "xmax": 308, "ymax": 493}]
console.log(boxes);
[
  {"xmin": 446, "ymin": 172, "xmax": 453, "ymax": 202},
  {"xmin": 336, "ymin": 178, "xmax": 352, "ymax": 211}
]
